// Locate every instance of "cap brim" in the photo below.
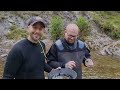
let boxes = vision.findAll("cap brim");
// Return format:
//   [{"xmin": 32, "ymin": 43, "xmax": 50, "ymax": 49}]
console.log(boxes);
[{"xmin": 30, "ymin": 20, "xmax": 45, "ymax": 28}]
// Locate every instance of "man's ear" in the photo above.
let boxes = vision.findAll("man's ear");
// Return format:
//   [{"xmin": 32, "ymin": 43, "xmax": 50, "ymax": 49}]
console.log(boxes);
[
  {"xmin": 64, "ymin": 30, "xmax": 66, "ymax": 35},
  {"xmin": 26, "ymin": 26, "xmax": 30, "ymax": 35},
  {"xmin": 26, "ymin": 26, "xmax": 30, "ymax": 31},
  {"xmin": 64, "ymin": 30, "xmax": 66, "ymax": 32}
]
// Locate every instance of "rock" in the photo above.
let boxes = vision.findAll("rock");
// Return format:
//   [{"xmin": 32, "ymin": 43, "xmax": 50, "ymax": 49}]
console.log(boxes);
[
  {"xmin": 100, "ymin": 50, "xmax": 107, "ymax": 55},
  {"xmin": 8, "ymin": 18, "xmax": 14, "ymax": 23},
  {"xmin": 113, "ymin": 49, "xmax": 120, "ymax": 56},
  {"xmin": 0, "ymin": 48, "xmax": 5, "ymax": 55},
  {"xmin": 0, "ymin": 48, "xmax": 3, "ymax": 54},
  {"xmin": 105, "ymin": 48, "xmax": 113, "ymax": 55},
  {"xmin": 1, "ymin": 54, "xmax": 8, "ymax": 58},
  {"xmin": 42, "ymin": 39, "xmax": 53, "ymax": 52},
  {"xmin": 0, "ymin": 39, "xmax": 15, "ymax": 48},
  {"xmin": 99, "ymin": 40, "xmax": 120, "ymax": 57},
  {"xmin": 0, "ymin": 48, "xmax": 10, "ymax": 55}
]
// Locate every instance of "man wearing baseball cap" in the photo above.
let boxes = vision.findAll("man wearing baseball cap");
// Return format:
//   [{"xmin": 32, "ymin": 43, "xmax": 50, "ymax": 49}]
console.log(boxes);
[{"xmin": 3, "ymin": 16, "xmax": 53, "ymax": 79}]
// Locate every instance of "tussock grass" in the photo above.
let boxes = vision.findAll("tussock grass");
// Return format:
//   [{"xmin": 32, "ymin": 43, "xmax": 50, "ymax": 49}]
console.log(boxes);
[{"xmin": 91, "ymin": 11, "xmax": 120, "ymax": 39}]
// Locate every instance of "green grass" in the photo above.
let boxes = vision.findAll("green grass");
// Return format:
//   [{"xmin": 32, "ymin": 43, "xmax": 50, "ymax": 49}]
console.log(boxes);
[
  {"xmin": 76, "ymin": 16, "xmax": 91, "ymax": 41},
  {"xmin": 5, "ymin": 25, "xmax": 47, "ymax": 40},
  {"xmin": 40, "ymin": 34, "xmax": 47, "ymax": 40},
  {"xmin": 6, "ymin": 25, "xmax": 27, "ymax": 40},
  {"xmin": 50, "ymin": 15, "xmax": 64, "ymax": 41},
  {"xmin": 91, "ymin": 11, "xmax": 120, "ymax": 39},
  {"xmin": 82, "ymin": 51, "xmax": 120, "ymax": 79}
]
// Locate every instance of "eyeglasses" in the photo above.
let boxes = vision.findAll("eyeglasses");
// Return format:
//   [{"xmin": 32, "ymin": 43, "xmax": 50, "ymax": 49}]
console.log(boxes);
[{"xmin": 66, "ymin": 32, "xmax": 78, "ymax": 39}]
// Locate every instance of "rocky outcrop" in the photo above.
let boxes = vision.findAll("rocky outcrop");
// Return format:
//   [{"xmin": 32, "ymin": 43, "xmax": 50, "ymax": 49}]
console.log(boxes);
[
  {"xmin": 84, "ymin": 12, "xmax": 113, "ymax": 51},
  {"xmin": 0, "ymin": 11, "xmax": 120, "ymax": 58},
  {"xmin": 100, "ymin": 40, "xmax": 120, "ymax": 56},
  {"xmin": 0, "ymin": 39, "xmax": 16, "ymax": 60},
  {"xmin": 0, "ymin": 11, "xmax": 82, "ymax": 37},
  {"xmin": 83, "ymin": 12, "xmax": 120, "ymax": 57}
]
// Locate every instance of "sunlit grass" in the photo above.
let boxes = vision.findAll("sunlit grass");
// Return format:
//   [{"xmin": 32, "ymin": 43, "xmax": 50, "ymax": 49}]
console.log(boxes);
[
  {"xmin": 82, "ymin": 51, "xmax": 120, "ymax": 79},
  {"xmin": 91, "ymin": 11, "xmax": 120, "ymax": 39}
]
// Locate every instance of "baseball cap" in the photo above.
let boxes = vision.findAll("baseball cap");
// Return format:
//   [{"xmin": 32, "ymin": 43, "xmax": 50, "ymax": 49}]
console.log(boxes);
[{"xmin": 27, "ymin": 16, "xmax": 46, "ymax": 28}]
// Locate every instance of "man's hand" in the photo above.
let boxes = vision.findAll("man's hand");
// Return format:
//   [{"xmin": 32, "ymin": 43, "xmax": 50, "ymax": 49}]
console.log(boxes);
[
  {"xmin": 65, "ymin": 61, "xmax": 76, "ymax": 69},
  {"xmin": 85, "ymin": 59, "xmax": 93, "ymax": 68},
  {"xmin": 52, "ymin": 67, "xmax": 61, "ymax": 71}
]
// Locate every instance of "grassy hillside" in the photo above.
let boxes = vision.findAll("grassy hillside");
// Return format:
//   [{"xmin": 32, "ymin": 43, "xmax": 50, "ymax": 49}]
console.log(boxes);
[{"xmin": 91, "ymin": 11, "xmax": 120, "ymax": 39}]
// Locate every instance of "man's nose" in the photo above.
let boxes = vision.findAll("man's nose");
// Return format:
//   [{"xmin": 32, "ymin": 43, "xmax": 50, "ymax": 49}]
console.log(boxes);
[
  {"xmin": 70, "ymin": 37, "xmax": 74, "ymax": 40},
  {"xmin": 35, "ymin": 29, "xmax": 41, "ymax": 33}
]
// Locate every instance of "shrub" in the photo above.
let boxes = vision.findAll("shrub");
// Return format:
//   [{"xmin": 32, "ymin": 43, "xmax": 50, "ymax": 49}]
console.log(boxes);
[
  {"xmin": 49, "ymin": 16, "xmax": 64, "ymax": 41},
  {"xmin": 76, "ymin": 17, "xmax": 90, "ymax": 41}
]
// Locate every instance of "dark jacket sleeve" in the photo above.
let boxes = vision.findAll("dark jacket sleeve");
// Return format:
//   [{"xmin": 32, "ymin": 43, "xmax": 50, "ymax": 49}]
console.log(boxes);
[
  {"xmin": 44, "ymin": 63, "xmax": 52, "ymax": 73},
  {"xmin": 3, "ymin": 46, "xmax": 23, "ymax": 79},
  {"xmin": 46, "ymin": 44, "xmax": 66, "ymax": 69},
  {"xmin": 83, "ymin": 45, "xmax": 91, "ymax": 66},
  {"xmin": 40, "ymin": 41, "xmax": 52, "ymax": 72},
  {"xmin": 85, "ymin": 46, "xmax": 91, "ymax": 59}
]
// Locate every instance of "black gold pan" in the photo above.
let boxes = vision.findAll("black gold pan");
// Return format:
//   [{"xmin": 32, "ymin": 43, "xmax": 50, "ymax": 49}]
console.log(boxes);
[{"xmin": 48, "ymin": 68, "xmax": 77, "ymax": 79}]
